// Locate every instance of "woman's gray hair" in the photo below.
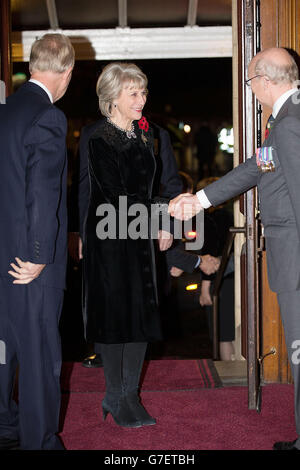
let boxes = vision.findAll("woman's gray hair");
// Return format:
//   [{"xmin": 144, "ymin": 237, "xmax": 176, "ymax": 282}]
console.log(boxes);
[
  {"xmin": 29, "ymin": 33, "xmax": 75, "ymax": 74},
  {"xmin": 96, "ymin": 62, "xmax": 148, "ymax": 117},
  {"xmin": 255, "ymin": 54, "xmax": 299, "ymax": 85}
]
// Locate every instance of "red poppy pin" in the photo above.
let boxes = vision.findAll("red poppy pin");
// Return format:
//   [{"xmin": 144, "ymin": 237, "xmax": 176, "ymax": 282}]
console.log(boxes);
[
  {"xmin": 138, "ymin": 116, "xmax": 149, "ymax": 132},
  {"xmin": 138, "ymin": 117, "xmax": 149, "ymax": 143}
]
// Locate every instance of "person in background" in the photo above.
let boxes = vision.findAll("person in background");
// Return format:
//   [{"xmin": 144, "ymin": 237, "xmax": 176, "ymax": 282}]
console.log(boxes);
[
  {"xmin": 163, "ymin": 172, "xmax": 220, "ymax": 346},
  {"xmin": 196, "ymin": 177, "xmax": 235, "ymax": 361},
  {"xmin": 166, "ymin": 172, "xmax": 220, "ymax": 279},
  {"xmin": 0, "ymin": 33, "xmax": 74, "ymax": 450}
]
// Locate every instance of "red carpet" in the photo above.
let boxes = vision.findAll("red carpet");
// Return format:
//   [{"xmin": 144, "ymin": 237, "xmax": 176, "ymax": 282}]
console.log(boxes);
[
  {"xmin": 59, "ymin": 360, "xmax": 296, "ymax": 451},
  {"xmin": 61, "ymin": 359, "xmax": 222, "ymax": 392}
]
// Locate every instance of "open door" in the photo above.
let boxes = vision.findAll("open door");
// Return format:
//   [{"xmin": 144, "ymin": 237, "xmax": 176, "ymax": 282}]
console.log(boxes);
[{"xmin": 237, "ymin": 0, "xmax": 262, "ymax": 410}]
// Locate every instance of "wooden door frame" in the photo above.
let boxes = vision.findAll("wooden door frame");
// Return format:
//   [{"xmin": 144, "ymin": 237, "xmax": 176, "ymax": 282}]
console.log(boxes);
[{"xmin": 236, "ymin": 0, "xmax": 261, "ymax": 410}]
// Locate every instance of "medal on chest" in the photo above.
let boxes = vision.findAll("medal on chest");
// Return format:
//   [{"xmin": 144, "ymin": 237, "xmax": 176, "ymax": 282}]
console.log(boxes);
[{"xmin": 256, "ymin": 146, "xmax": 275, "ymax": 173}]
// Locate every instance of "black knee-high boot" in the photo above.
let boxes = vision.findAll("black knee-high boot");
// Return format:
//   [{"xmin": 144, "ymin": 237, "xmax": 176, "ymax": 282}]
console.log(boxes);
[
  {"xmin": 99, "ymin": 343, "xmax": 142, "ymax": 428},
  {"xmin": 122, "ymin": 342, "xmax": 156, "ymax": 426}
]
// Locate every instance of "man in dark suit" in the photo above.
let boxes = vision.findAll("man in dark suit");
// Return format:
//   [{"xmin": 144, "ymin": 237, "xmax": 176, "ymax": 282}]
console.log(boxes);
[
  {"xmin": 169, "ymin": 47, "xmax": 300, "ymax": 451},
  {"xmin": 0, "ymin": 33, "xmax": 74, "ymax": 450}
]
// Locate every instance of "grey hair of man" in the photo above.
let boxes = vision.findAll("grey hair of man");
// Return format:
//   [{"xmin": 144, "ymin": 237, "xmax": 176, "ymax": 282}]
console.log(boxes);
[
  {"xmin": 29, "ymin": 33, "xmax": 75, "ymax": 74},
  {"xmin": 254, "ymin": 47, "xmax": 299, "ymax": 85}
]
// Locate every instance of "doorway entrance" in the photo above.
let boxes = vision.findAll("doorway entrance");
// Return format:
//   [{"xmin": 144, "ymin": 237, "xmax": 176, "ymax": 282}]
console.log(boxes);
[{"xmin": 2, "ymin": 0, "xmax": 264, "ymax": 409}]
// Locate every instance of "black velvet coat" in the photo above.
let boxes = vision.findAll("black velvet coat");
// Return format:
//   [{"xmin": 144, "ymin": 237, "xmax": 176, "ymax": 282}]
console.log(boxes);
[{"xmin": 83, "ymin": 119, "xmax": 163, "ymax": 344}]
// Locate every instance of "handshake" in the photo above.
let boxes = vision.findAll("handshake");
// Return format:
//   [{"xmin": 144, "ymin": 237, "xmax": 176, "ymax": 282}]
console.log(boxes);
[
  {"xmin": 168, "ymin": 193, "xmax": 203, "ymax": 221},
  {"xmin": 168, "ymin": 192, "xmax": 220, "ymax": 276}
]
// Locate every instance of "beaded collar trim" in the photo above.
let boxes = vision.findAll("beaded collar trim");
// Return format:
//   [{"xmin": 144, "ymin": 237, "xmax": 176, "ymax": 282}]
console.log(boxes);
[{"xmin": 107, "ymin": 118, "xmax": 137, "ymax": 139}]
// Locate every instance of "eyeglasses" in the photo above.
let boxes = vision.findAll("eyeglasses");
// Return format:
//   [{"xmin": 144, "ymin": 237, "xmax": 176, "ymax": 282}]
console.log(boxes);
[{"xmin": 245, "ymin": 75, "xmax": 262, "ymax": 86}]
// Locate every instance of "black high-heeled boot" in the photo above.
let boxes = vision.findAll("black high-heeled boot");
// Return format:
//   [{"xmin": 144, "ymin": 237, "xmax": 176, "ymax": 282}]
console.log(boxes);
[
  {"xmin": 102, "ymin": 395, "xmax": 143, "ymax": 428},
  {"xmin": 125, "ymin": 391, "xmax": 156, "ymax": 426},
  {"xmin": 122, "ymin": 342, "xmax": 156, "ymax": 426},
  {"xmin": 99, "ymin": 343, "xmax": 142, "ymax": 428}
]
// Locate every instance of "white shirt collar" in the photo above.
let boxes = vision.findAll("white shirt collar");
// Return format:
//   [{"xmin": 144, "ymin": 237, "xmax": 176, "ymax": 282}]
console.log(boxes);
[
  {"xmin": 272, "ymin": 88, "xmax": 298, "ymax": 118},
  {"xmin": 29, "ymin": 79, "xmax": 53, "ymax": 103}
]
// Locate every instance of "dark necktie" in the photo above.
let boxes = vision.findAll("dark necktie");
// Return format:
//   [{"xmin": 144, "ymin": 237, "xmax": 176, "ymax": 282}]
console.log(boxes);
[{"xmin": 264, "ymin": 114, "xmax": 275, "ymax": 139}]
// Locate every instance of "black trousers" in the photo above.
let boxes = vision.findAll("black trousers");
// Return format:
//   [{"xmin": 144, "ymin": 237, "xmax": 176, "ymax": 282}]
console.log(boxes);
[
  {"xmin": 0, "ymin": 277, "xmax": 64, "ymax": 450},
  {"xmin": 277, "ymin": 290, "xmax": 300, "ymax": 449}
]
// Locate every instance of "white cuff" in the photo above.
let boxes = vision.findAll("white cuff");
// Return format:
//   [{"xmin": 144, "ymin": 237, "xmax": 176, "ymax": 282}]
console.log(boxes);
[{"xmin": 196, "ymin": 189, "xmax": 212, "ymax": 209}]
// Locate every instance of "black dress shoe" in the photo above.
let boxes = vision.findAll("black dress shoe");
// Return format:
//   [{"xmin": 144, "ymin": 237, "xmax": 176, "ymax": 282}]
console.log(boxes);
[
  {"xmin": 82, "ymin": 353, "xmax": 103, "ymax": 368},
  {"xmin": 273, "ymin": 440, "xmax": 299, "ymax": 450},
  {"xmin": 0, "ymin": 437, "xmax": 20, "ymax": 451}
]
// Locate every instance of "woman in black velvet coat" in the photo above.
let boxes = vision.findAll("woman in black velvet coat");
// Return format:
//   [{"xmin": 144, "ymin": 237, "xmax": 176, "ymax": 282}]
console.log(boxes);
[{"xmin": 82, "ymin": 63, "xmax": 171, "ymax": 428}]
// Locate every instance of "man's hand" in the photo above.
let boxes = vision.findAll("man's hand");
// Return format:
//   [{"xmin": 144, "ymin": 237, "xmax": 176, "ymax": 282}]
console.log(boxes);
[
  {"xmin": 199, "ymin": 291, "xmax": 213, "ymax": 306},
  {"xmin": 8, "ymin": 257, "xmax": 46, "ymax": 284},
  {"xmin": 168, "ymin": 193, "xmax": 203, "ymax": 221},
  {"xmin": 199, "ymin": 255, "xmax": 220, "ymax": 275},
  {"xmin": 157, "ymin": 230, "xmax": 173, "ymax": 251},
  {"xmin": 199, "ymin": 279, "xmax": 213, "ymax": 306},
  {"xmin": 169, "ymin": 266, "xmax": 184, "ymax": 277}
]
